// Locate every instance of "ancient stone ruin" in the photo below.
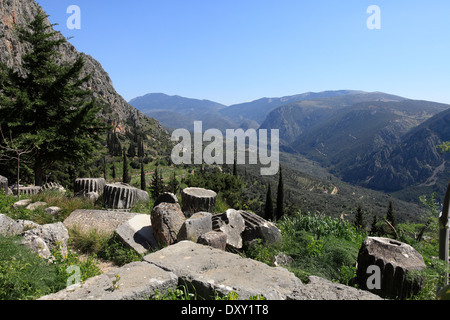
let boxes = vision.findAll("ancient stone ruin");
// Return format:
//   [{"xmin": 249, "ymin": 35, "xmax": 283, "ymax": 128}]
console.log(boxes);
[
  {"xmin": 0, "ymin": 175, "xmax": 11, "ymax": 195},
  {"xmin": 103, "ymin": 183, "xmax": 138, "ymax": 210},
  {"xmin": 181, "ymin": 187, "xmax": 217, "ymax": 216},
  {"xmin": 356, "ymin": 236, "xmax": 426, "ymax": 299},
  {"xmin": 74, "ymin": 178, "xmax": 106, "ymax": 196},
  {"xmin": 0, "ymin": 179, "xmax": 431, "ymax": 300}
]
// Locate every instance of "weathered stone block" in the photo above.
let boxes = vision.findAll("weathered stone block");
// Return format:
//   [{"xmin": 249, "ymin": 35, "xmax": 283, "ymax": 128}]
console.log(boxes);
[
  {"xmin": 38, "ymin": 261, "xmax": 178, "ymax": 300},
  {"xmin": 115, "ymin": 214, "xmax": 158, "ymax": 255},
  {"xmin": 45, "ymin": 206, "xmax": 61, "ymax": 215},
  {"xmin": 63, "ymin": 209, "xmax": 137, "ymax": 236},
  {"xmin": 74, "ymin": 178, "xmax": 106, "ymax": 196},
  {"xmin": 239, "ymin": 210, "xmax": 282, "ymax": 245},
  {"xmin": 197, "ymin": 231, "xmax": 227, "ymax": 251},
  {"xmin": 22, "ymin": 222, "xmax": 70, "ymax": 259},
  {"xmin": 356, "ymin": 237, "xmax": 426, "ymax": 299},
  {"xmin": 13, "ymin": 199, "xmax": 32, "ymax": 209},
  {"xmin": 0, "ymin": 175, "xmax": 8, "ymax": 194},
  {"xmin": 26, "ymin": 201, "xmax": 47, "ymax": 211},
  {"xmin": 151, "ymin": 202, "xmax": 186, "ymax": 246},
  {"xmin": 0, "ymin": 214, "xmax": 23, "ymax": 237},
  {"xmin": 13, "ymin": 185, "xmax": 41, "ymax": 196},
  {"xmin": 135, "ymin": 189, "xmax": 150, "ymax": 203},
  {"xmin": 212, "ymin": 209, "xmax": 245, "ymax": 249},
  {"xmin": 181, "ymin": 187, "xmax": 217, "ymax": 216},
  {"xmin": 103, "ymin": 183, "xmax": 138, "ymax": 210},
  {"xmin": 42, "ymin": 182, "xmax": 66, "ymax": 193},
  {"xmin": 177, "ymin": 212, "xmax": 212, "ymax": 242}
]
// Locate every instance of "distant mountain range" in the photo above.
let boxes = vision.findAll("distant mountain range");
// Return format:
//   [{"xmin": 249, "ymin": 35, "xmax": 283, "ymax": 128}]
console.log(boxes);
[
  {"xmin": 130, "ymin": 90, "xmax": 450, "ymax": 200},
  {"xmin": 129, "ymin": 93, "xmax": 234, "ymax": 132}
]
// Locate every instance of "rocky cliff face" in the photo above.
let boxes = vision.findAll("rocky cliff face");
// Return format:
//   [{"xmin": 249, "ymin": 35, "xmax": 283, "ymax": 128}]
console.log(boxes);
[{"xmin": 0, "ymin": 0, "xmax": 168, "ymax": 141}]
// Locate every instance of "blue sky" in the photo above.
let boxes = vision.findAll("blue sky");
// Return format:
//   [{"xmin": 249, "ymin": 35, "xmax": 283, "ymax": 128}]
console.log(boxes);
[{"xmin": 37, "ymin": 1, "xmax": 450, "ymax": 106}]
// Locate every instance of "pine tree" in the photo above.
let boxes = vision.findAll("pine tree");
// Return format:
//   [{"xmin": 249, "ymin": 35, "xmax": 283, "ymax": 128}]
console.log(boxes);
[
  {"xmin": 264, "ymin": 183, "xmax": 274, "ymax": 221},
  {"xmin": 140, "ymin": 161, "xmax": 146, "ymax": 191},
  {"xmin": 0, "ymin": 11, "xmax": 107, "ymax": 185},
  {"xmin": 276, "ymin": 165, "xmax": 284, "ymax": 221},
  {"xmin": 122, "ymin": 149, "xmax": 130, "ymax": 184},
  {"xmin": 386, "ymin": 200, "xmax": 396, "ymax": 227}
]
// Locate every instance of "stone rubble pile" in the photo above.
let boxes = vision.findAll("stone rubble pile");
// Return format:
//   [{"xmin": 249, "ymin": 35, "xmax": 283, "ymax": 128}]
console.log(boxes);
[{"xmin": 0, "ymin": 177, "xmax": 428, "ymax": 300}]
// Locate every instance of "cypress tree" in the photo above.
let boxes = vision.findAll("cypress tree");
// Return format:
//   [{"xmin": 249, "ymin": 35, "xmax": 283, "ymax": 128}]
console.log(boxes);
[
  {"xmin": 264, "ymin": 183, "xmax": 274, "ymax": 221},
  {"xmin": 386, "ymin": 200, "xmax": 396, "ymax": 227},
  {"xmin": 138, "ymin": 135, "xmax": 145, "ymax": 158},
  {"xmin": 276, "ymin": 165, "xmax": 284, "ymax": 221},
  {"xmin": 140, "ymin": 161, "xmax": 146, "ymax": 191},
  {"xmin": 113, "ymin": 133, "xmax": 122, "ymax": 156},
  {"xmin": 354, "ymin": 206, "xmax": 365, "ymax": 230},
  {"xmin": 0, "ymin": 11, "xmax": 108, "ymax": 185},
  {"xmin": 122, "ymin": 149, "xmax": 130, "ymax": 184},
  {"xmin": 167, "ymin": 171, "xmax": 180, "ymax": 195},
  {"xmin": 370, "ymin": 215, "xmax": 379, "ymax": 236},
  {"xmin": 127, "ymin": 142, "xmax": 136, "ymax": 158}
]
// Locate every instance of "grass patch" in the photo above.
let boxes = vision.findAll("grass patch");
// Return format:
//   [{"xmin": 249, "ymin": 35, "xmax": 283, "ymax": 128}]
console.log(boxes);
[
  {"xmin": 245, "ymin": 212, "xmax": 364, "ymax": 284},
  {"xmin": 0, "ymin": 235, "xmax": 103, "ymax": 300},
  {"xmin": 68, "ymin": 227, "xmax": 142, "ymax": 267},
  {"xmin": 0, "ymin": 235, "xmax": 64, "ymax": 300}
]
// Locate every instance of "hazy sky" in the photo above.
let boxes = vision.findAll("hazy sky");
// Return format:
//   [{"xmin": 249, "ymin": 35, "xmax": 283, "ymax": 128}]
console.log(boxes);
[{"xmin": 38, "ymin": 1, "xmax": 450, "ymax": 106}]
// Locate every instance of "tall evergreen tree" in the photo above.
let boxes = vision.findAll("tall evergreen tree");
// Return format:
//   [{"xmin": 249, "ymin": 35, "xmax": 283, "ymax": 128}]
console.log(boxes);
[
  {"xmin": 122, "ymin": 149, "xmax": 130, "ymax": 184},
  {"xmin": 0, "ymin": 11, "xmax": 107, "ymax": 185},
  {"xmin": 167, "ymin": 171, "xmax": 180, "ymax": 195},
  {"xmin": 150, "ymin": 166, "xmax": 165, "ymax": 200},
  {"xmin": 386, "ymin": 200, "xmax": 396, "ymax": 227},
  {"xmin": 140, "ymin": 161, "xmax": 146, "ymax": 191},
  {"xmin": 137, "ymin": 136, "xmax": 145, "ymax": 158},
  {"xmin": 354, "ymin": 206, "xmax": 365, "ymax": 230},
  {"xmin": 127, "ymin": 142, "xmax": 136, "ymax": 158},
  {"xmin": 112, "ymin": 132, "xmax": 122, "ymax": 156},
  {"xmin": 264, "ymin": 183, "xmax": 274, "ymax": 221},
  {"xmin": 276, "ymin": 165, "xmax": 284, "ymax": 221},
  {"xmin": 370, "ymin": 215, "xmax": 379, "ymax": 236}
]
